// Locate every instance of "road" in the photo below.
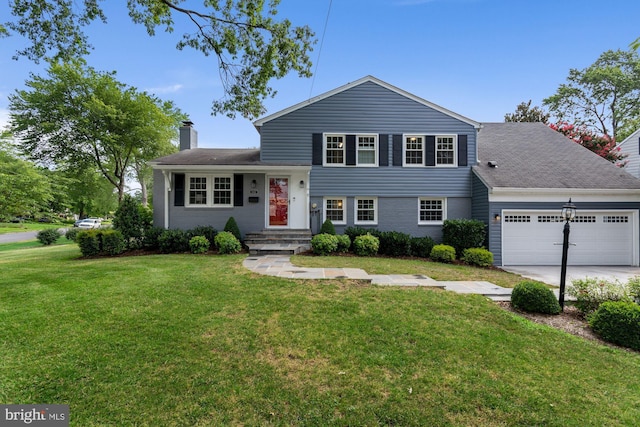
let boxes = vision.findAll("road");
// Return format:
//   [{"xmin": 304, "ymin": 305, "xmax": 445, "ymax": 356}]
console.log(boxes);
[{"xmin": 0, "ymin": 228, "xmax": 69, "ymax": 244}]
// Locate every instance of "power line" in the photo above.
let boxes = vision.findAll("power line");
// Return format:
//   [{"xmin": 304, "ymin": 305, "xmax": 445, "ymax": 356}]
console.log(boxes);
[{"xmin": 309, "ymin": 0, "xmax": 333, "ymax": 100}]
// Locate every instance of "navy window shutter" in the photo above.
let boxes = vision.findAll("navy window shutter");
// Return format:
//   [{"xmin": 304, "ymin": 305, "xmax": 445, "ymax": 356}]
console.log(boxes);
[
  {"xmin": 392, "ymin": 134, "xmax": 403, "ymax": 166},
  {"xmin": 458, "ymin": 134, "xmax": 468, "ymax": 166},
  {"xmin": 425, "ymin": 136, "xmax": 436, "ymax": 166},
  {"xmin": 379, "ymin": 134, "xmax": 389, "ymax": 166},
  {"xmin": 312, "ymin": 133, "xmax": 323, "ymax": 165},
  {"xmin": 234, "ymin": 174, "xmax": 243, "ymax": 206},
  {"xmin": 346, "ymin": 135, "xmax": 356, "ymax": 165},
  {"xmin": 174, "ymin": 173, "xmax": 185, "ymax": 206}
]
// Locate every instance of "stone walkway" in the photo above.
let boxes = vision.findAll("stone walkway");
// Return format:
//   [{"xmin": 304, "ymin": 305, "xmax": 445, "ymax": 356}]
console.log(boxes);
[{"xmin": 243, "ymin": 255, "xmax": 513, "ymax": 301}]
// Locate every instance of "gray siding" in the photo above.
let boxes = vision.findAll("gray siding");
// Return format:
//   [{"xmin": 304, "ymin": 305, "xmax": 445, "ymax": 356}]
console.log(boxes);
[
  {"xmin": 487, "ymin": 201, "xmax": 640, "ymax": 265},
  {"xmin": 311, "ymin": 196, "xmax": 471, "ymax": 242},
  {"xmin": 618, "ymin": 130, "xmax": 640, "ymax": 178},
  {"xmin": 260, "ymin": 81, "xmax": 476, "ymax": 198}
]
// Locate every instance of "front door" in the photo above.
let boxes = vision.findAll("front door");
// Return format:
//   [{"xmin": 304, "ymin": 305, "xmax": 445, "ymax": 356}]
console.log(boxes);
[{"xmin": 268, "ymin": 177, "xmax": 289, "ymax": 227}]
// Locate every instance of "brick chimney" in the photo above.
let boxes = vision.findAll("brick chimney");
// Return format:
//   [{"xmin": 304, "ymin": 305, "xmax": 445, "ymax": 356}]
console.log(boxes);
[{"xmin": 179, "ymin": 120, "xmax": 198, "ymax": 151}]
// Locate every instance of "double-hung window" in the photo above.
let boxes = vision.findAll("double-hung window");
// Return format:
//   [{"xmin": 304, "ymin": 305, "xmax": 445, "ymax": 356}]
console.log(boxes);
[
  {"xmin": 419, "ymin": 198, "xmax": 445, "ymax": 224},
  {"xmin": 325, "ymin": 134, "xmax": 345, "ymax": 165},
  {"xmin": 324, "ymin": 197, "xmax": 346, "ymax": 224},
  {"xmin": 357, "ymin": 135, "xmax": 377, "ymax": 166},
  {"xmin": 355, "ymin": 197, "xmax": 377, "ymax": 225},
  {"xmin": 404, "ymin": 135, "xmax": 423, "ymax": 166},
  {"xmin": 436, "ymin": 136, "xmax": 456, "ymax": 166},
  {"xmin": 186, "ymin": 174, "xmax": 233, "ymax": 207}
]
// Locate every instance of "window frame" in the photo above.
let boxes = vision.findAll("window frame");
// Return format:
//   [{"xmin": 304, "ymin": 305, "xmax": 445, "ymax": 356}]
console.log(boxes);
[
  {"xmin": 323, "ymin": 197, "xmax": 347, "ymax": 225},
  {"xmin": 418, "ymin": 197, "xmax": 446, "ymax": 225},
  {"xmin": 435, "ymin": 135, "xmax": 457, "ymax": 167},
  {"xmin": 403, "ymin": 134, "xmax": 424, "ymax": 167},
  {"xmin": 185, "ymin": 174, "xmax": 234, "ymax": 208},
  {"xmin": 323, "ymin": 134, "xmax": 346, "ymax": 167},
  {"xmin": 354, "ymin": 197, "xmax": 378, "ymax": 225},
  {"xmin": 356, "ymin": 134, "xmax": 378, "ymax": 167}
]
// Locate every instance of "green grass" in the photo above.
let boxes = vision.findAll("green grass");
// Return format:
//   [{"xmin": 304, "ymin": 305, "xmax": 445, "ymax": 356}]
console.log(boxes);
[
  {"xmin": 0, "ymin": 236, "xmax": 73, "ymax": 252},
  {"xmin": 2, "ymin": 246, "xmax": 640, "ymax": 426},
  {"xmin": 0, "ymin": 222, "xmax": 69, "ymax": 234},
  {"xmin": 292, "ymin": 254, "xmax": 534, "ymax": 288}
]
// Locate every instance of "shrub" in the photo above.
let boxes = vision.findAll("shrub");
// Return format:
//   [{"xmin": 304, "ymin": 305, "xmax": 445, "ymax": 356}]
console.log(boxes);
[
  {"xmin": 442, "ymin": 219, "xmax": 486, "ymax": 258},
  {"xmin": 112, "ymin": 194, "xmax": 149, "ymax": 249},
  {"xmin": 158, "ymin": 229, "xmax": 190, "ymax": 254},
  {"xmin": 311, "ymin": 233, "xmax": 339, "ymax": 255},
  {"xmin": 344, "ymin": 226, "xmax": 373, "ymax": 249},
  {"xmin": 336, "ymin": 234, "xmax": 351, "ymax": 253},
  {"xmin": 511, "ymin": 281, "xmax": 561, "ymax": 315},
  {"xmin": 462, "ymin": 247, "xmax": 494, "ymax": 267},
  {"xmin": 319, "ymin": 219, "xmax": 336, "ymax": 235},
  {"xmin": 189, "ymin": 236, "xmax": 210, "ymax": 254},
  {"xmin": 76, "ymin": 229, "xmax": 102, "ymax": 257},
  {"xmin": 377, "ymin": 231, "xmax": 412, "ymax": 257},
  {"xmin": 224, "ymin": 217, "xmax": 241, "ymax": 242},
  {"xmin": 430, "ymin": 244, "xmax": 456, "ymax": 263},
  {"xmin": 215, "ymin": 231, "xmax": 242, "ymax": 254},
  {"xmin": 410, "ymin": 236, "xmax": 436, "ymax": 258},
  {"xmin": 101, "ymin": 230, "xmax": 126, "ymax": 256},
  {"xmin": 567, "ymin": 277, "xmax": 632, "ymax": 315},
  {"xmin": 589, "ymin": 301, "xmax": 640, "ymax": 351},
  {"xmin": 37, "ymin": 228, "xmax": 61, "ymax": 245},
  {"xmin": 627, "ymin": 276, "xmax": 640, "ymax": 304},
  {"xmin": 353, "ymin": 234, "xmax": 379, "ymax": 257},
  {"xmin": 187, "ymin": 226, "xmax": 217, "ymax": 249},
  {"xmin": 65, "ymin": 227, "xmax": 80, "ymax": 242},
  {"xmin": 142, "ymin": 226, "xmax": 165, "ymax": 250}
]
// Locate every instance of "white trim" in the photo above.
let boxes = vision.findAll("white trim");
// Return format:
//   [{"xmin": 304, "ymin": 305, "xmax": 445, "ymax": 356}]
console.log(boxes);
[
  {"xmin": 150, "ymin": 164, "xmax": 311, "ymax": 172},
  {"xmin": 162, "ymin": 171, "xmax": 171, "ymax": 229},
  {"xmin": 402, "ymin": 134, "xmax": 424, "ymax": 167},
  {"xmin": 356, "ymin": 134, "xmax": 379, "ymax": 167},
  {"xmin": 418, "ymin": 197, "xmax": 447, "ymax": 225},
  {"xmin": 435, "ymin": 135, "xmax": 457, "ymax": 167},
  {"xmin": 323, "ymin": 197, "xmax": 347, "ymax": 225},
  {"xmin": 266, "ymin": 175, "xmax": 290, "ymax": 229},
  {"xmin": 323, "ymin": 133, "xmax": 346, "ymax": 167},
  {"xmin": 488, "ymin": 188, "xmax": 640, "ymax": 203},
  {"xmin": 253, "ymin": 76, "xmax": 482, "ymax": 129},
  {"xmin": 354, "ymin": 197, "xmax": 378, "ymax": 225},
  {"xmin": 184, "ymin": 173, "xmax": 234, "ymax": 208}
]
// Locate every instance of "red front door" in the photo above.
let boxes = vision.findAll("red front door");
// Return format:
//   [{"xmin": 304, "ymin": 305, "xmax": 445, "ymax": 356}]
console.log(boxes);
[{"xmin": 269, "ymin": 177, "xmax": 288, "ymax": 226}]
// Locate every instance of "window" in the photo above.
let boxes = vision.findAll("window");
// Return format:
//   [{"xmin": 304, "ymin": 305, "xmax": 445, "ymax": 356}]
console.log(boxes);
[
  {"xmin": 418, "ymin": 198, "xmax": 445, "ymax": 223},
  {"xmin": 324, "ymin": 197, "xmax": 346, "ymax": 224},
  {"xmin": 189, "ymin": 177, "xmax": 207, "ymax": 205},
  {"xmin": 355, "ymin": 197, "xmax": 377, "ymax": 224},
  {"xmin": 404, "ymin": 135, "xmax": 423, "ymax": 166},
  {"xmin": 357, "ymin": 135, "xmax": 377, "ymax": 166},
  {"xmin": 186, "ymin": 174, "xmax": 233, "ymax": 207},
  {"xmin": 436, "ymin": 136, "xmax": 456, "ymax": 166},
  {"xmin": 325, "ymin": 134, "xmax": 345, "ymax": 165}
]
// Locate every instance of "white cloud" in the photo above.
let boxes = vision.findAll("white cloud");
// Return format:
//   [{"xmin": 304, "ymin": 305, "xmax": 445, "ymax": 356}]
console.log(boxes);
[{"xmin": 144, "ymin": 83, "xmax": 184, "ymax": 95}]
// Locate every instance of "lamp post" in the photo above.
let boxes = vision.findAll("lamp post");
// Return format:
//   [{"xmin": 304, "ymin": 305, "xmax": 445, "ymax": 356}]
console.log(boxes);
[{"xmin": 558, "ymin": 198, "xmax": 577, "ymax": 310}]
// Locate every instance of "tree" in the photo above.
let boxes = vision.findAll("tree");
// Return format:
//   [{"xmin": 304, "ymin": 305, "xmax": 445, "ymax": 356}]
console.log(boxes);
[
  {"xmin": 548, "ymin": 122, "xmax": 626, "ymax": 164},
  {"xmin": 8, "ymin": 61, "xmax": 183, "ymax": 202},
  {"xmin": 543, "ymin": 49, "xmax": 640, "ymax": 141},
  {"xmin": 0, "ymin": 143, "xmax": 53, "ymax": 220},
  {"xmin": 3, "ymin": 0, "xmax": 315, "ymax": 119},
  {"xmin": 504, "ymin": 100, "xmax": 550, "ymax": 123}
]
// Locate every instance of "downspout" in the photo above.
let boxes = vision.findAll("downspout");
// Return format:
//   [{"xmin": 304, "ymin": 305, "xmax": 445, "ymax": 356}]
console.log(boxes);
[{"xmin": 162, "ymin": 170, "xmax": 171, "ymax": 229}]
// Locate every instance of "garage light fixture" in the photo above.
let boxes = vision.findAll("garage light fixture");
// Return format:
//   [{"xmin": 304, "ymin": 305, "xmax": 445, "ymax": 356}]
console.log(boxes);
[
  {"xmin": 558, "ymin": 198, "xmax": 577, "ymax": 310},
  {"xmin": 493, "ymin": 213, "xmax": 501, "ymax": 222}
]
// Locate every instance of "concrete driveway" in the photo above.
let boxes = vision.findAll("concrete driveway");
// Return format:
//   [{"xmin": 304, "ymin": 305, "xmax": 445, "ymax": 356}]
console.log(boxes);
[{"xmin": 502, "ymin": 265, "xmax": 640, "ymax": 286}]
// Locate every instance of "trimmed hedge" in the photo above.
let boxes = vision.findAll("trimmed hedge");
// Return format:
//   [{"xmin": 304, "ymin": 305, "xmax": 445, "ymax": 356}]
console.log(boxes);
[
  {"xmin": 336, "ymin": 234, "xmax": 351, "ymax": 253},
  {"xmin": 589, "ymin": 301, "xmax": 640, "ymax": 351},
  {"xmin": 353, "ymin": 234, "xmax": 379, "ymax": 257},
  {"xmin": 430, "ymin": 244, "xmax": 456, "ymax": 263},
  {"xmin": 462, "ymin": 248, "xmax": 494, "ymax": 267},
  {"xmin": 511, "ymin": 281, "xmax": 561, "ymax": 315},
  {"xmin": 101, "ymin": 230, "xmax": 126, "ymax": 255},
  {"xmin": 158, "ymin": 229, "xmax": 190, "ymax": 253},
  {"xmin": 442, "ymin": 219, "xmax": 486, "ymax": 258},
  {"xmin": 410, "ymin": 236, "xmax": 435, "ymax": 258},
  {"xmin": 37, "ymin": 228, "xmax": 61, "ymax": 245},
  {"xmin": 224, "ymin": 217, "xmax": 241, "ymax": 242},
  {"xmin": 215, "ymin": 231, "xmax": 242, "ymax": 254},
  {"xmin": 311, "ymin": 233, "xmax": 339, "ymax": 255},
  {"xmin": 377, "ymin": 231, "xmax": 412, "ymax": 257},
  {"xmin": 76, "ymin": 229, "xmax": 126, "ymax": 257},
  {"xmin": 65, "ymin": 228, "xmax": 80, "ymax": 242},
  {"xmin": 320, "ymin": 219, "xmax": 336, "ymax": 235},
  {"xmin": 189, "ymin": 236, "xmax": 210, "ymax": 254},
  {"xmin": 187, "ymin": 226, "xmax": 218, "ymax": 249}
]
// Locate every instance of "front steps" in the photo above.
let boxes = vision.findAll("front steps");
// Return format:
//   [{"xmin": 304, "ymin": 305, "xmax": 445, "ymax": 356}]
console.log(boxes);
[{"xmin": 244, "ymin": 229, "xmax": 312, "ymax": 255}]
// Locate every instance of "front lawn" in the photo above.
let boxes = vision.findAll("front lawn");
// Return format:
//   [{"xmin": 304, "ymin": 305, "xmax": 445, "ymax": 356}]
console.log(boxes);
[
  {"xmin": 0, "ymin": 221, "xmax": 68, "ymax": 234},
  {"xmin": 1, "ymin": 246, "xmax": 639, "ymax": 426}
]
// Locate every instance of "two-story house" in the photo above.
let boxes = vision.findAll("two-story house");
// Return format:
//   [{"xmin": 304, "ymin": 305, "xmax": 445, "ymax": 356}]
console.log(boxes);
[{"xmin": 151, "ymin": 76, "xmax": 640, "ymax": 266}]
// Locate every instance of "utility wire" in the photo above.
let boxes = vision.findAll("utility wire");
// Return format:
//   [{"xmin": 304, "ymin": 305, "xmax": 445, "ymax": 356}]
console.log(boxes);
[{"xmin": 309, "ymin": 0, "xmax": 333, "ymax": 100}]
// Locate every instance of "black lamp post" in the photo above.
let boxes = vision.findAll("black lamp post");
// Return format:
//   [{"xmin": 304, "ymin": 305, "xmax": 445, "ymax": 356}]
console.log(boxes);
[{"xmin": 558, "ymin": 198, "xmax": 577, "ymax": 310}]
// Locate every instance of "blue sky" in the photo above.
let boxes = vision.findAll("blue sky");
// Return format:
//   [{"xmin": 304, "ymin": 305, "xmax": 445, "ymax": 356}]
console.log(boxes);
[{"xmin": 1, "ymin": 0, "xmax": 639, "ymax": 149}]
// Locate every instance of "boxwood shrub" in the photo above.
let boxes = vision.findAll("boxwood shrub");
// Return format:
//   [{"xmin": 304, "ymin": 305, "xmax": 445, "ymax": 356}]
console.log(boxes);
[
  {"xmin": 410, "ymin": 236, "xmax": 435, "ymax": 258},
  {"xmin": 189, "ymin": 236, "xmax": 210, "ymax": 254},
  {"xmin": 377, "ymin": 231, "xmax": 412, "ymax": 257},
  {"xmin": 319, "ymin": 219, "xmax": 336, "ymax": 235},
  {"xmin": 187, "ymin": 226, "xmax": 217, "ymax": 249},
  {"xmin": 76, "ymin": 229, "xmax": 102, "ymax": 257},
  {"xmin": 158, "ymin": 229, "xmax": 190, "ymax": 253},
  {"xmin": 336, "ymin": 234, "xmax": 351, "ymax": 253},
  {"xmin": 37, "ymin": 228, "xmax": 61, "ymax": 245},
  {"xmin": 462, "ymin": 247, "xmax": 494, "ymax": 267},
  {"xmin": 344, "ymin": 226, "xmax": 374, "ymax": 249},
  {"xmin": 215, "ymin": 231, "xmax": 242, "ymax": 254},
  {"xmin": 101, "ymin": 230, "xmax": 126, "ymax": 256},
  {"xmin": 311, "ymin": 233, "xmax": 339, "ymax": 255},
  {"xmin": 430, "ymin": 244, "xmax": 456, "ymax": 263},
  {"xmin": 353, "ymin": 234, "xmax": 379, "ymax": 257},
  {"xmin": 442, "ymin": 219, "xmax": 486, "ymax": 258},
  {"xmin": 511, "ymin": 281, "xmax": 561, "ymax": 315},
  {"xmin": 589, "ymin": 301, "xmax": 640, "ymax": 351}
]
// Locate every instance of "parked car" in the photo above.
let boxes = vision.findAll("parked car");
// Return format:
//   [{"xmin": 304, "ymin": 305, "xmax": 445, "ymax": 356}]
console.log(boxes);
[{"xmin": 76, "ymin": 218, "xmax": 101, "ymax": 229}]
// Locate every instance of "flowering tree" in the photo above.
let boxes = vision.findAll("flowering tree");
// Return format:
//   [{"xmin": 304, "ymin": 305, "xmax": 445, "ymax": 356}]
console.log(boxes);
[{"xmin": 548, "ymin": 122, "xmax": 626, "ymax": 165}]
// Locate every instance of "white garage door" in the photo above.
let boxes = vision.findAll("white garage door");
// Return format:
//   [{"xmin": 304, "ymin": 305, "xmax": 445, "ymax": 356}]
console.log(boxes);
[{"xmin": 502, "ymin": 211, "xmax": 635, "ymax": 266}]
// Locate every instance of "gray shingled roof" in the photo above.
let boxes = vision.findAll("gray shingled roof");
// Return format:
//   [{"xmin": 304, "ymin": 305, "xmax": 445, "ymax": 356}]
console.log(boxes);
[
  {"xmin": 473, "ymin": 122, "xmax": 640, "ymax": 190},
  {"xmin": 151, "ymin": 148, "xmax": 310, "ymax": 167}
]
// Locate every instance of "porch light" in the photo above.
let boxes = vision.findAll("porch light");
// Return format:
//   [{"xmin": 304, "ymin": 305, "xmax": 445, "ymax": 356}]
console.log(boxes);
[
  {"xmin": 251, "ymin": 179, "xmax": 257, "ymax": 189},
  {"xmin": 299, "ymin": 180, "xmax": 305, "ymax": 188},
  {"xmin": 558, "ymin": 198, "xmax": 577, "ymax": 310}
]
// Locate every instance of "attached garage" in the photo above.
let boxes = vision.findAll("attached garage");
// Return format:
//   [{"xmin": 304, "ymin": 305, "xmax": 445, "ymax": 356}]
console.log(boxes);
[{"xmin": 502, "ymin": 210, "xmax": 637, "ymax": 266}]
